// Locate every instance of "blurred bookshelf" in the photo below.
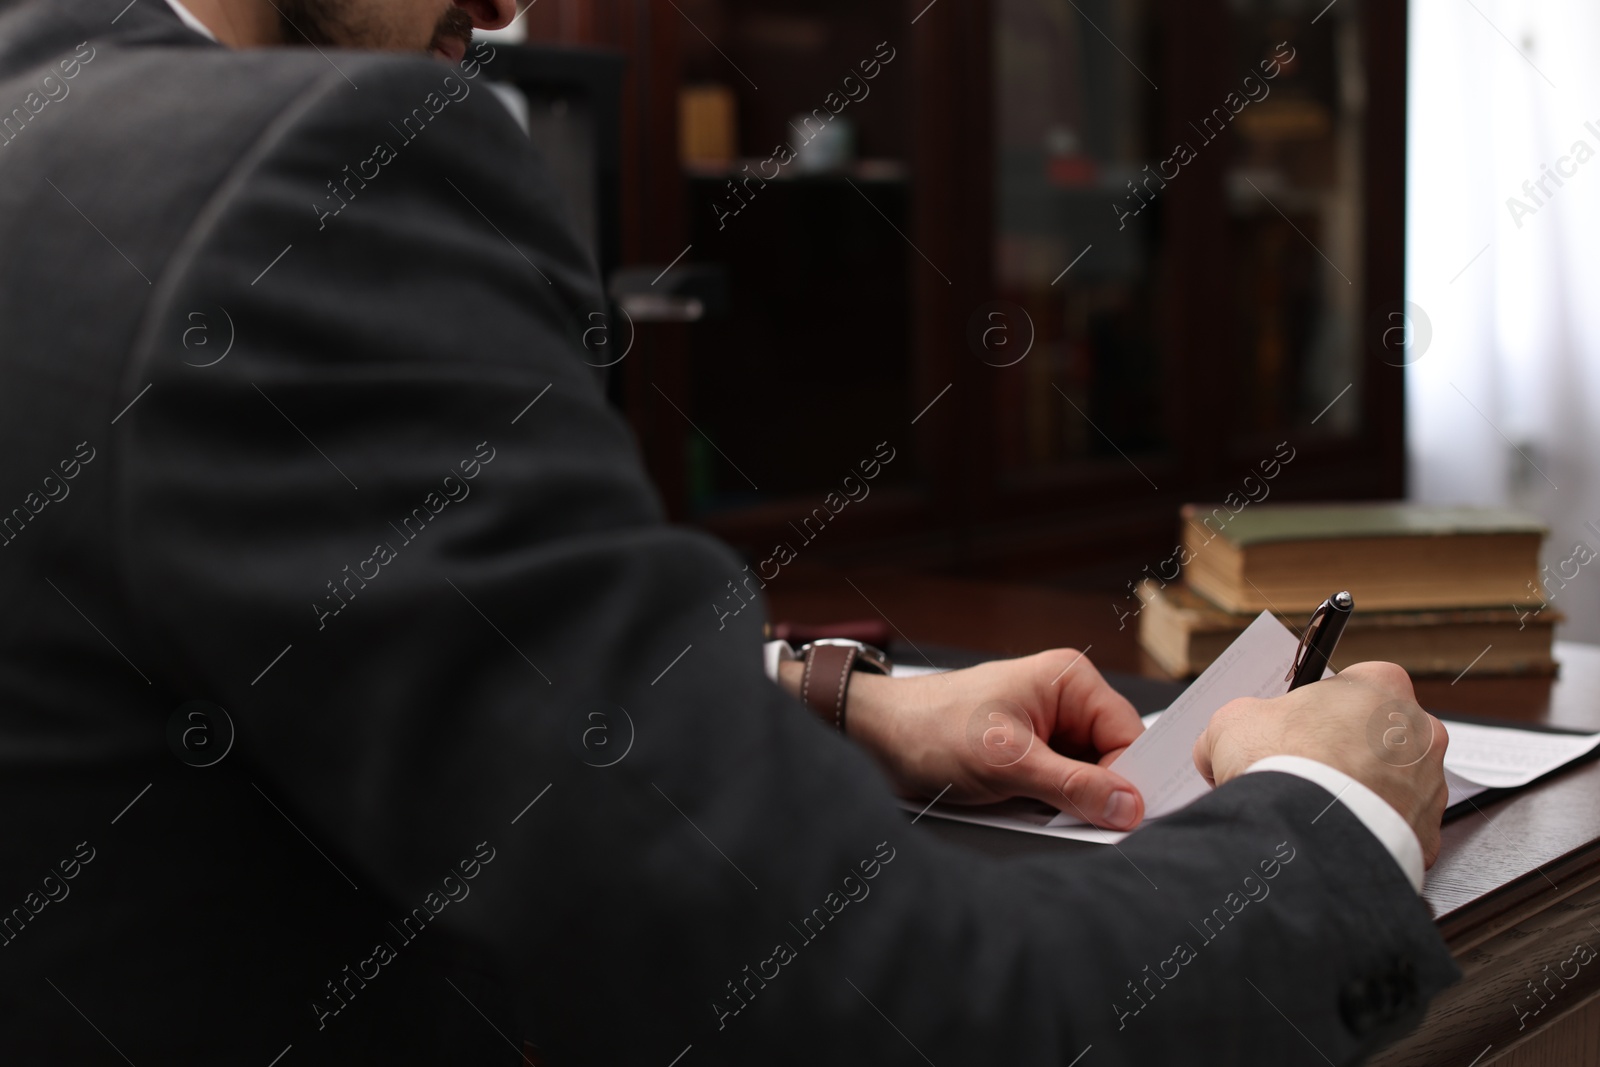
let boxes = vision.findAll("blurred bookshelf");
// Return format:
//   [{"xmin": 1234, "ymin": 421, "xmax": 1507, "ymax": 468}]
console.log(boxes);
[{"xmin": 516, "ymin": 0, "xmax": 1408, "ymax": 584}]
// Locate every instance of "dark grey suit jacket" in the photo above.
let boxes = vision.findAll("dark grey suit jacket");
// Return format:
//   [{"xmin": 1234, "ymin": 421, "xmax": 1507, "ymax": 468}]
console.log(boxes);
[{"xmin": 0, "ymin": 1, "xmax": 1457, "ymax": 1063}]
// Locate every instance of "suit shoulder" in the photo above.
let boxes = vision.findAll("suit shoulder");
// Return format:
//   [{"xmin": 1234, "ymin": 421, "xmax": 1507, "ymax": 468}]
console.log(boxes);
[
  {"xmin": 1, "ymin": 40, "xmax": 530, "ymax": 296},
  {"xmin": 48, "ymin": 44, "xmax": 516, "ymax": 164}
]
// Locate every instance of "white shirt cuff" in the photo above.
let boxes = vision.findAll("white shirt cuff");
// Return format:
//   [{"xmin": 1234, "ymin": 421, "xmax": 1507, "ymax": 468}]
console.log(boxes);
[
  {"xmin": 763, "ymin": 640, "xmax": 796, "ymax": 683},
  {"xmin": 1244, "ymin": 755, "xmax": 1425, "ymax": 894}
]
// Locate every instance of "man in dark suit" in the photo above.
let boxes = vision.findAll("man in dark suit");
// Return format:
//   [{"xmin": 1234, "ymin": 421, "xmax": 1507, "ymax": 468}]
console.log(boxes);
[{"xmin": 0, "ymin": 1, "xmax": 1456, "ymax": 1063}]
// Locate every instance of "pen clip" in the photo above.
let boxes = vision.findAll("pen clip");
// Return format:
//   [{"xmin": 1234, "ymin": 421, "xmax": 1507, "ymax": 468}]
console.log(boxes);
[{"xmin": 1286, "ymin": 599, "xmax": 1332, "ymax": 684}]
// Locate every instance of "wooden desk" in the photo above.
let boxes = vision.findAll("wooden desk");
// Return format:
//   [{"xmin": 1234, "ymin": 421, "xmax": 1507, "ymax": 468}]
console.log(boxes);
[{"xmin": 767, "ymin": 569, "xmax": 1600, "ymax": 1067}]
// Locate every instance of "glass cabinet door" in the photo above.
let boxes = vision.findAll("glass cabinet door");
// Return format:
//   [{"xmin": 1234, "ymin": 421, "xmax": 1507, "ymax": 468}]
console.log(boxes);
[
  {"xmin": 1226, "ymin": 1, "xmax": 1367, "ymax": 439},
  {"xmin": 990, "ymin": 0, "xmax": 1372, "ymax": 489},
  {"xmin": 992, "ymin": 0, "xmax": 1166, "ymax": 483}
]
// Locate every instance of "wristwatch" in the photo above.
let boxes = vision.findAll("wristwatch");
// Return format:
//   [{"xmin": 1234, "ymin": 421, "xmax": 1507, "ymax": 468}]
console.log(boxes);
[{"xmin": 795, "ymin": 639, "xmax": 893, "ymax": 733}]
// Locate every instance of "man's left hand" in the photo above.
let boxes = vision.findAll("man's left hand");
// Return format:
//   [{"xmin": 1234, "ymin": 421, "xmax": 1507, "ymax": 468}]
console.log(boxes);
[{"xmin": 781, "ymin": 650, "xmax": 1147, "ymax": 830}]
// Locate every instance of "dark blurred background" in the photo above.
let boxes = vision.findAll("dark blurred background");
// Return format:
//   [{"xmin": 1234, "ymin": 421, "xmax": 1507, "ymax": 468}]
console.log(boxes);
[{"xmin": 486, "ymin": 0, "xmax": 1401, "ymax": 593}]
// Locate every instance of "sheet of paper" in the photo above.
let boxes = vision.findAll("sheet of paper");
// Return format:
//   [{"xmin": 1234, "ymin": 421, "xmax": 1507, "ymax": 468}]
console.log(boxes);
[
  {"xmin": 904, "ymin": 798, "xmax": 1137, "ymax": 845},
  {"xmin": 1444, "ymin": 767, "xmax": 1488, "ymax": 809},
  {"xmin": 1442, "ymin": 720, "xmax": 1600, "ymax": 790},
  {"xmin": 1048, "ymin": 611, "xmax": 1298, "ymax": 825},
  {"xmin": 902, "ymin": 616, "xmax": 1600, "ymax": 844}
]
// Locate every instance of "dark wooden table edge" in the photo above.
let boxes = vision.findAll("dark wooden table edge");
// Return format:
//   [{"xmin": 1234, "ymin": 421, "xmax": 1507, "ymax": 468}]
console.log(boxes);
[{"xmin": 1437, "ymin": 835, "xmax": 1600, "ymax": 951}]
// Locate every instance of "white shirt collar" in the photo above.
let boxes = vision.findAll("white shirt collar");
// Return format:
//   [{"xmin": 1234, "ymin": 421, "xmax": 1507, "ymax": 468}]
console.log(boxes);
[{"xmin": 164, "ymin": 0, "xmax": 219, "ymax": 42}]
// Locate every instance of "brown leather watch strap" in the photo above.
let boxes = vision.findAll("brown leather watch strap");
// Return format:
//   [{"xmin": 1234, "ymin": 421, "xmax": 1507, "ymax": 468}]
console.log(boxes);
[{"xmin": 799, "ymin": 642, "xmax": 859, "ymax": 733}]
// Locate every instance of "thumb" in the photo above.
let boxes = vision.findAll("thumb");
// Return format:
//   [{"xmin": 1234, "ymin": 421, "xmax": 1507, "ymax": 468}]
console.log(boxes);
[{"xmin": 1008, "ymin": 746, "xmax": 1145, "ymax": 831}]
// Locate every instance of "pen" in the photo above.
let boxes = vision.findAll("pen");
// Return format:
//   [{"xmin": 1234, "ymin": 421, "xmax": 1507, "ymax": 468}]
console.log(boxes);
[{"xmin": 1287, "ymin": 591, "xmax": 1353, "ymax": 691}]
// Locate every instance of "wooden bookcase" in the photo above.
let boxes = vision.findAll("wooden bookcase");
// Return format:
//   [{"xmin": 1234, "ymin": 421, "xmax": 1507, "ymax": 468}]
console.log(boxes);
[{"xmin": 516, "ymin": 0, "xmax": 1408, "ymax": 587}]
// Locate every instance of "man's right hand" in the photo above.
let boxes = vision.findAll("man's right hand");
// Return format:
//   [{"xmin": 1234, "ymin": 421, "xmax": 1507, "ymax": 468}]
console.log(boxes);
[{"xmin": 1193, "ymin": 662, "xmax": 1450, "ymax": 867}]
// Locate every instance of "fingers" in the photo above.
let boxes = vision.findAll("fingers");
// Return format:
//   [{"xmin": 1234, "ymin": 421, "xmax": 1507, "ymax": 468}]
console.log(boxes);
[
  {"xmin": 1420, "ymin": 782, "xmax": 1447, "ymax": 869},
  {"xmin": 1417, "ymin": 756, "xmax": 1448, "ymax": 868},
  {"xmin": 1335, "ymin": 660, "xmax": 1418, "ymax": 701},
  {"xmin": 1004, "ymin": 744, "xmax": 1145, "ymax": 831},
  {"xmin": 1419, "ymin": 714, "xmax": 1449, "ymax": 869},
  {"xmin": 1192, "ymin": 696, "xmax": 1258, "ymax": 788},
  {"xmin": 1046, "ymin": 649, "xmax": 1144, "ymax": 753}
]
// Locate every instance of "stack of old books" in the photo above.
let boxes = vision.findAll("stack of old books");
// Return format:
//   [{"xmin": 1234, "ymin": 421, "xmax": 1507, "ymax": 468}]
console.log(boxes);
[{"xmin": 1137, "ymin": 502, "xmax": 1561, "ymax": 678}]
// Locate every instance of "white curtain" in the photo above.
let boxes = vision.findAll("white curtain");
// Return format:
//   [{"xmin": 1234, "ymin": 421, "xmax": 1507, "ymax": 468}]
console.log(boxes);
[{"xmin": 1407, "ymin": 0, "xmax": 1600, "ymax": 641}]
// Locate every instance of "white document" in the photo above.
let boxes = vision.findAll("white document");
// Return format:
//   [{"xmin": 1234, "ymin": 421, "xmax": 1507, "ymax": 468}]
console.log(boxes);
[
  {"xmin": 1440, "ymin": 721, "xmax": 1600, "ymax": 797},
  {"xmin": 1049, "ymin": 612, "xmax": 1301, "ymax": 825},
  {"xmin": 906, "ymin": 613, "xmax": 1600, "ymax": 845}
]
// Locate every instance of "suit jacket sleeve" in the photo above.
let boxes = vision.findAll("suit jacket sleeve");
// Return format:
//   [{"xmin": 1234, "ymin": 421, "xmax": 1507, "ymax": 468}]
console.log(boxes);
[{"xmin": 115, "ymin": 54, "xmax": 1458, "ymax": 1065}]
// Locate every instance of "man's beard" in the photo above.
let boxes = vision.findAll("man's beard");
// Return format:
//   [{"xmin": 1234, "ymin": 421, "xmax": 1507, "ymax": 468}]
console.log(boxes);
[
  {"xmin": 277, "ymin": 1, "xmax": 474, "ymax": 56},
  {"xmin": 427, "ymin": 6, "xmax": 475, "ymax": 57}
]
